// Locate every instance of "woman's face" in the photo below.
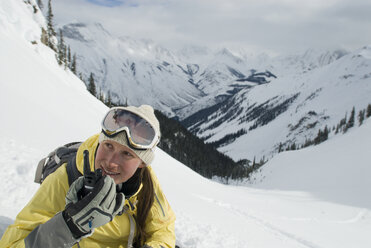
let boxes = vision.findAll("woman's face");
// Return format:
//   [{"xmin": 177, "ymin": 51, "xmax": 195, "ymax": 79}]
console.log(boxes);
[{"xmin": 95, "ymin": 140, "xmax": 145, "ymax": 184}]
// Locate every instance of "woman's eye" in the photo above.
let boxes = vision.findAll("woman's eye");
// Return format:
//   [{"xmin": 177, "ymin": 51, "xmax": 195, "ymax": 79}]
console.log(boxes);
[{"xmin": 122, "ymin": 151, "xmax": 133, "ymax": 157}]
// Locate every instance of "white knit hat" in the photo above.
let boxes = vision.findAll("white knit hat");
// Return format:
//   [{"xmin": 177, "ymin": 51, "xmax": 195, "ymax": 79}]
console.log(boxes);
[{"xmin": 99, "ymin": 105, "xmax": 161, "ymax": 165}]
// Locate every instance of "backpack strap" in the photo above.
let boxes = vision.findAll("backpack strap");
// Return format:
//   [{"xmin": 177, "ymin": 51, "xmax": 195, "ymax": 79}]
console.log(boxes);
[
  {"xmin": 34, "ymin": 157, "xmax": 48, "ymax": 183},
  {"xmin": 66, "ymin": 152, "xmax": 83, "ymax": 186}
]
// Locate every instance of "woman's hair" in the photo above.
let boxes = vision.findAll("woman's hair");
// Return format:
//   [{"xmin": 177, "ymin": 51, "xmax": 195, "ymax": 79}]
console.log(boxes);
[{"xmin": 135, "ymin": 166, "xmax": 154, "ymax": 246}]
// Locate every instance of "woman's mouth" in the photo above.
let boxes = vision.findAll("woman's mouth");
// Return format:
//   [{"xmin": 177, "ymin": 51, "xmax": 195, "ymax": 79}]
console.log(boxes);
[{"xmin": 101, "ymin": 167, "xmax": 120, "ymax": 176}]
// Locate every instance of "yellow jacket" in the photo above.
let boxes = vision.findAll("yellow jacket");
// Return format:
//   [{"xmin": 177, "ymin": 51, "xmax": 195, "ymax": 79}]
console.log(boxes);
[{"xmin": 0, "ymin": 134, "xmax": 176, "ymax": 248}]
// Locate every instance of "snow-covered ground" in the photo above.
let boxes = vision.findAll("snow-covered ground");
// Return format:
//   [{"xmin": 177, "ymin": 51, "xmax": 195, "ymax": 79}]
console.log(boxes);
[{"xmin": 0, "ymin": 1, "xmax": 370, "ymax": 247}]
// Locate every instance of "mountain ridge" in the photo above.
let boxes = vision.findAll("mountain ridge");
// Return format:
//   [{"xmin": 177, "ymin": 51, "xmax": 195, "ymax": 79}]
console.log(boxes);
[
  {"xmin": 186, "ymin": 46, "xmax": 371, "ymax": 161},
  {"xmin": 60, "ymin": 21, "xmax": 353, "ymax": 116}
]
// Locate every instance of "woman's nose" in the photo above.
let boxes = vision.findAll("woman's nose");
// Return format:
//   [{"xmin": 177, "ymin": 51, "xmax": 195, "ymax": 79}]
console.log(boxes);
[{"xmin": 107, "ymin": 154, "xmax": 120, "ymax": 169}]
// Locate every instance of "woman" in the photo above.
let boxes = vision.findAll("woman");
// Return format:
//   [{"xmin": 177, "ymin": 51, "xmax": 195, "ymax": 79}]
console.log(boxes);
[{"xmin": 0, "ymin": 105, "xmax": 176, "ymax": 248}]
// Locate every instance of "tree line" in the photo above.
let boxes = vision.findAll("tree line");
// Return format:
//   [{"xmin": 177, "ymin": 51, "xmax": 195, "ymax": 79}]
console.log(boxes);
[
  {"xmin": 281, "ymin": 104, "xmax": 371, "ymax": 152},
  {"xmin": 154, "ymin": 111, "xmax": 254, "ymax": 181},
  {"xmin": 36, "ymin": 0, "xmax": 78, "ymax": 74}
]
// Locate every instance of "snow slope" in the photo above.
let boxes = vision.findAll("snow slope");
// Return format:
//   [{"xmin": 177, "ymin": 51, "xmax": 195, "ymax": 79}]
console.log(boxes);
[
  {"xmin": 0, "ymin": 1, "xmax": 107, "ymax": 151},
  {"xmin": 0, "ymin": 1, "xmax": 370, "ymax": 247}
]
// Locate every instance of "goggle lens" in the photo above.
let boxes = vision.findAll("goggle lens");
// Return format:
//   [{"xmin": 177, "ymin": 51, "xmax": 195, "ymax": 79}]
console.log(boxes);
[{"xmin": 102, "ymin": 109, "xmax": 156, "ymax": 147}]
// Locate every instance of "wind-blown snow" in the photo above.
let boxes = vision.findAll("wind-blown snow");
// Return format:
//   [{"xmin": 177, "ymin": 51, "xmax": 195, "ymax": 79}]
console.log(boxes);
[{"xmin": 0, "ymin": 1, "xmax": 370, "ymax": 247}]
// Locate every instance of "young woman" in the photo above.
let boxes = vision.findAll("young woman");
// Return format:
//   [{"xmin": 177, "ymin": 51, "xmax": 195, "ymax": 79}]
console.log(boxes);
[{"xmin": 0, "ymin": 105, "xmax": 176, "ymax": 248}]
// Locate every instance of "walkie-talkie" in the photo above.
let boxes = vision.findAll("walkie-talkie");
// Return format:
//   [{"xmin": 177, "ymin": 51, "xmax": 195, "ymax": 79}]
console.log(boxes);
[{"xmin": 77, "ymin": 150, "xmax": 102, "ymax": 199}]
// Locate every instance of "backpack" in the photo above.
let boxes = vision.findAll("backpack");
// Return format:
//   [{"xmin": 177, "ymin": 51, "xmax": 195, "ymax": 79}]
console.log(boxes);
[{"xmin": 34, "ymin": 142, "xmax": 83, "ymax": 186}]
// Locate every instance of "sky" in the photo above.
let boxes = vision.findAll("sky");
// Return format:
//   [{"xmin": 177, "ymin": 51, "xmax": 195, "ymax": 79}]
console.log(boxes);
[
  {"xmin": 1, "ymin": 1, "xmax": 371, "ymax": 247},
  {"xmin": 49, "ymin": 0, "xmax": 371, "ymax": 55}
]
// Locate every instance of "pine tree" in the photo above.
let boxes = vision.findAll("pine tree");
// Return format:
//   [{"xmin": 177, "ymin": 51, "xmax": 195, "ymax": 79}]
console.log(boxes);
[
  {"xmin": 57, "ymin": 29, "xmax": 65, "ymax": 65},
  {"xmin": 367, "ymin": 104, "xmax": 371, "ymax": 118},
  {"xmin": 98, "ymin": 89, "xmax": 105, "ymax": 102},
  {"xmin": 46, "ymin": 0, "xmax": 56, "ymax": 49},
  {"xmin": 358, "ymin": 109, "xmax": 365, "ymax": 126},
  {"xmin": 252, "ymin": 157, "xmax": 256, "ymax": 170},
  {"xmin": 63, "ymin": 45, "xmax": 68, "ymax": 69},
  {"xmin": 88, "ymin": 73, "xmax": 97, "ymax": 96},
  {"xmin": 47, "ymin": 0, "xmax": 56, "ymax": 36},
  {"xmin": 314, "ymin": 126, "xmax": 329, "ymax": 144},
  {"xmin": 337, "ymin": 114, "xmax": 347, "ymax": 133},
  {"xmin": 106, "ymin": 91, "xmax": 112, "ymax": 107},
  {"xmin": 79, "ymin": 73, "xmax": 84, "ymax": 82},
  {"xmin": 314, "ymin": 129, "xmax": 321, "ymax": 144},
  {"xmin": 323, "ymin": 125, "xmax": 329, "ymax": 141},
  {"xmin": 303, "ymin": 138, "xmax": 313, "ymax": 148},
  {"xmin": 67, "ymin": 46, "xmax": 71, "ymax": 67},
  {"xmin": 290, "ymin": 143, "xmax": 296, "ymax": 150},
  {"xmin": 344, "ymin": 107, "xmax": 355, "ymax": 132},
  {"xmin": 349, "ymin": 107, "xmax": 355, "ymax": 127},
  {"xmin": 71, "ymin": 54, "xmax": 77, "ymax": 74}
]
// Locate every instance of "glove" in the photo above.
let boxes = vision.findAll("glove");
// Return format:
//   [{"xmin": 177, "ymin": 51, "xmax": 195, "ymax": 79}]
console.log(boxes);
[{"xmin": 62, "ymin": 175, "xmax": 125, "ymax": 238}]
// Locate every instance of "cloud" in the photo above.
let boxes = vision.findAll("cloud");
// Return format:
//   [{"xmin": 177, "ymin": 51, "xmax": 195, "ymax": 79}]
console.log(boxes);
[
  {"xmin": 86, "ymin": 0, "xmax": 140, "ymax": 7},
  {"xmin": 86, "ymin": 0, "xmax": 123, "ymax": 7},
  {"xmin": 52, "ymin": 0, "xmax": 371, "ymax": 54}
]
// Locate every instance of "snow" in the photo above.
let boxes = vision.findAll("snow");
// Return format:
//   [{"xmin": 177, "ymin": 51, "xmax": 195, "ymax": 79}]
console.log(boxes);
[
  {"xmin": 195, "ymin": 46, "xmax": 371, "ymax": 161},
  {"xmin": 358, "ymin": 45, "xmax": 371, "ymax": 59},
  {"xmin": 58, "ymin": 22, "xmax": 204, "ymax": 115},
  {"xmin": 1, "ymin": 1, "xmax": 371, "ymax": 248}
]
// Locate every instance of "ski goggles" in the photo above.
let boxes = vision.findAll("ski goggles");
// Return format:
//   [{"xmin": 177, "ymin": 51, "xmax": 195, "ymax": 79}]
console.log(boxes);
[{"xmin": 101, "ymin": 107, "xmax": 159, "ymax": 150}]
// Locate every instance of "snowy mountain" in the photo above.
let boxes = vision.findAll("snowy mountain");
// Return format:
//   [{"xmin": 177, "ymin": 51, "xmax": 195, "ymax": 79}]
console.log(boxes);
[
  {"xmin": 58, "ymin": 19, "xmax": 354, "ymax": 120},
  {"xmin": 1, "ymin": 1, "xmax": 371, "ymax": 247},
  {"xmin": 56, "ymin": 19, "xmax": 371, "ymax": 163},
  {"xmin": 60, "ymin": 22, "xmax": 203, "ymax": 116},
  {"xmin": 183, "ymin": 46, "xmax": 371, "ymax": 161},
  {"xmin": 59, "ymin": 21, "xmax": 278, "ymax": 117}
]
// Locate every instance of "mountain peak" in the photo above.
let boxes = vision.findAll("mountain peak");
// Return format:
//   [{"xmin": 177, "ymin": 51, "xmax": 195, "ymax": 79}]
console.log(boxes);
[
  {"xmin": 214, "ymin": 48, "xmax": 244, "ymax": 64},
  {"xmin": 358, "ymin": 45, "xmax": 371, "ymax": 59}
]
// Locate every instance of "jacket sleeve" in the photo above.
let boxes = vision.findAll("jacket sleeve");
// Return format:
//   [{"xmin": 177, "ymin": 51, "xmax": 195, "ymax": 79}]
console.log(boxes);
[
  {"xmin": 0, "ymin": 165, "xmax": 73, "ymax": 248},
  {"xmin": 143, "ymin": 168, "xmax": 176, "ymax": 248},
  {"xmin": 24, "ymin": 212, "xmax": 77, "ymax": 248}
]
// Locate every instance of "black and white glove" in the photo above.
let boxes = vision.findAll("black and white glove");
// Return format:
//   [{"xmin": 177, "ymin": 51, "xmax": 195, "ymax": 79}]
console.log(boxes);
[{"xmin": 62, "ymin": 175, "xmax": 125, "ymax": 238}]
